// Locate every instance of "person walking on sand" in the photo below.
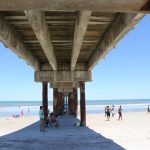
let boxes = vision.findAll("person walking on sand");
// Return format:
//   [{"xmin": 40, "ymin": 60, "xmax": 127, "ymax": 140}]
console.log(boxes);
[
  {"xmin": 106, "ymin": 106, "xmax": 111, "ymax": 121},
  {"xmin": 118, "ymin": 105, "xmax": 123, "ymax": 120},
  {"xmin": 147, "ymin": 105, "xmax": 150, "ymax": 114},
  {"xmin": 39, "ymin": 106, "xmax": 46, "ymax": 132}
]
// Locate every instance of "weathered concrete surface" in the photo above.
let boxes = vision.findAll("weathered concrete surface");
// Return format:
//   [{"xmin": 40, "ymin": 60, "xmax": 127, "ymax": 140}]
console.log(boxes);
[
  {"xmin": 58, "ymin": 88, "xmax": 73, "ymax": 93},
  {"xmin": 71, "ymin": 11, "xmax": 91, "ymax": 70},
  {"xmin": 42, "ymin": 81, "xmax": 48, "ymax": 118},
  {"xmin": 88, "ymin": 13, "xmax": 145, "ymax": 70},
  {"xmin": 35, "ymin": 71, "xmax": 92, "ymax": 82},
  {"xmin": 0, "ymin": 117, "xmax": 125, "ymax": 150},
  {"xmin": 50, "ymin": 82, "xmax": 79, "ymax": 88},
  {"xmin": 0, "ymin": 0, "xmax": 148, "ymax": 13},
  {"xmin": 79, "ymin": 82, "xmax": 86, "ymax": 126},
  {"xmin": 0, "ymin": 15, "xmax": 40, "ymax": 70},
  {"xmin": 25, "ymin": 10, "xmax": 57, "ymax": 70}
]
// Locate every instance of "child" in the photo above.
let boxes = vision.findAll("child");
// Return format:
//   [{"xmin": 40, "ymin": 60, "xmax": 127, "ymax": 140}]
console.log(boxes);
[{"xmin": 39, "ymin": 106, "xmax": 46, "ymax": 132}]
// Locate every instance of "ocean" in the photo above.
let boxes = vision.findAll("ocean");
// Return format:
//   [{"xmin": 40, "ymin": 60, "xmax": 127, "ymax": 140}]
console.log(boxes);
[{"xmin": 0, "ymin": 99, "xmax": 150, "ymax": 117}]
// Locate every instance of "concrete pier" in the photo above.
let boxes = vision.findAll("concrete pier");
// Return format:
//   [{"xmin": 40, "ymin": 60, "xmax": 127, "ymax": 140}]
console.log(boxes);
[
  {"xmin": 42, "ymin": 81, "xmax": 48, "ymax": 118},
  {"xmin": 80, "ymin": 81, "xmax": 86, "ymax": 126},
  {"xmin": 0, "ymin": 1, "xmax": 148, "ymax": 126}
]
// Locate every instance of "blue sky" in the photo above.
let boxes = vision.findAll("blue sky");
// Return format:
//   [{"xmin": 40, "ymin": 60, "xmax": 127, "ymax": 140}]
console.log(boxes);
[{"xmin": 0, "ymin": 15, "xmax": 150, "ymax": 101}]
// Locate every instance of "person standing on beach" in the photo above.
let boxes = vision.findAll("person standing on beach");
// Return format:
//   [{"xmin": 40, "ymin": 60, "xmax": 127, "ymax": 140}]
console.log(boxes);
[
  {"xmin": 111, "ymin": 105, "xmax": 115, "ymax": 117},
  {"xmin": 104, "ymin": 106, "xmax": 107, "ymax": 117},
  {"xmin": 39, "ymin": 106, "xmax": 46, "ymax": 132},
  {"xmin": 118, "ymin": 105, "xmax": 123, "ymax": 120},
  {"xmin": 106, "ymin": 106, "xmax": 111, "ymax": 121},
  {"xmin": 147, "ymin": 105, "xmax": 150, "ymax": 114}
]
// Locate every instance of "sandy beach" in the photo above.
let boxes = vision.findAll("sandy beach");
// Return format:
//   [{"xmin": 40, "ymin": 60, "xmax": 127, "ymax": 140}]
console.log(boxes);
[
  {"xmin": 0, "ymin": 112, "xmax": 150, "ymax": 150},
  {"xmin": 86, "ymin": 112, "xmax": 150, "ymax": 150}
]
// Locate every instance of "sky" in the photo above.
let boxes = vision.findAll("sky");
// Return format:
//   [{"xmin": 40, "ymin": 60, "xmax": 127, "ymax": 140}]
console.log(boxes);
[{"xmin": 0, "ymin": 15, "xmax": 150, "ymax": 101}]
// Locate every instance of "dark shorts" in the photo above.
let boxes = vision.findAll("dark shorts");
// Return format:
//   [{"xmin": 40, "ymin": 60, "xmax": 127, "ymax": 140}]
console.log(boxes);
[
  {"xmin": 107, "ymin": 112, "xmax": 110, "ymax": 117},
  {"xmin": 119, "ymin": 112, "xmax": 122, "ymax": 116}
]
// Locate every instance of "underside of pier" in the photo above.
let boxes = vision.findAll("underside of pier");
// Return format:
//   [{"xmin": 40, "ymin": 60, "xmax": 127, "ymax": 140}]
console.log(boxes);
[{"xmin": 0, "ymin": 0, "xmax": 149, "ymax": 125}]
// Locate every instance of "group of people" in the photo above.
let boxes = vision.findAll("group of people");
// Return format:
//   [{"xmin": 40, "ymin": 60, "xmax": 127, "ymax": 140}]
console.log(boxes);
[
  {"xmin": 105, "ymin": 105, "xmax": 122, "ymax": 121},
  {"xmin": 39, "ymin": 104, "xmax": 150, "ymax": 131},
  {"xmin": 39, "ymin": 106, "xmax": 59, "ymax": 132}
]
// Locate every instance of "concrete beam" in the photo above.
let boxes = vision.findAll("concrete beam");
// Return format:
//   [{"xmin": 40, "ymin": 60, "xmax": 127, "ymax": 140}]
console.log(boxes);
[
  {"xmin": 0, "ymin": 1, "xmax": 149, "ymax": 13},
  {"xmin": 50, "ymin": 82, "xmax": 79, "ymax": 88},
  {"xmin": 0, "ymin": 15, "xmax": 40, "ymax": 70},
  {"xmin": 58, "ymin": 88, "xmax": 73, "ymax": 93},
  {"xmin": 88, "ymin": 13, "xmax": 145, "ymax": 70},
  {"xmin": 71, "ymin": 11, "xmax": 91, "ymax": 70},
  {"xmin": 40, "ymin": 63, "xmax": 88, "ymax": 71},
  {"xmin": 35, "ymin": 71, "xmax": 92, "ymax": 82},
  {"xmin": 24, "ymin": 10, "xmax": 57, "ymax": 70}
]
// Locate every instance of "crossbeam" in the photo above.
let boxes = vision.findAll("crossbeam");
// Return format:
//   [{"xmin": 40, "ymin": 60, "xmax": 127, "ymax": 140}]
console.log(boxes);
[
  {"xmin": 50, "ymin": 82, "xmax": 79, "ymax": 88},
  {"xmin": 40, "ymin": 63, "xmax": 87, "ymax": 71},
  {"xmin": 58, "ymin": 88, "xmax": 73, "ymax": 93},
  {"xmin": 35, "ymin": 71, "xmax": 92, "ymax": 82}
]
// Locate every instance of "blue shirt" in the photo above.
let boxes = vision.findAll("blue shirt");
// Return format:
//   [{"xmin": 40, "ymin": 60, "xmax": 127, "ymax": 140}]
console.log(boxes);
[{"xmin": 39, "ymin": 109, "xmax": 44, "ymax": 119}]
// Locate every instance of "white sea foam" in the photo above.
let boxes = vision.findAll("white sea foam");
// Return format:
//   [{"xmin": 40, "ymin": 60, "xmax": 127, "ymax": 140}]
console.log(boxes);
[{"xmin": 0, "ymin": 103, "xmax": 149, "ymax": 117}]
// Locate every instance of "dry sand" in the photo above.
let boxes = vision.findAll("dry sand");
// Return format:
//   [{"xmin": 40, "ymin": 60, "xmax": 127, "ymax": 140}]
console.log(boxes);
[
  {"xmin": 86, "ymin": 112, "xmax": 150, "ymax": 150},
  {"xmin": 0, "ymin": 116, "xmax": 38, "ymax": 136},
  {"xmin": 0, "ymin": 112, "xmax": 150, "ymax": 150}
]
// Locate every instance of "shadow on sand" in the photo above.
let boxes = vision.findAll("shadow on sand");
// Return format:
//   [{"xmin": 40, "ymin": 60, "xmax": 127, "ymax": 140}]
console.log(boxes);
[{"xmin": 0, "ymin": 117, "xmax": 126, "ymax": 150}]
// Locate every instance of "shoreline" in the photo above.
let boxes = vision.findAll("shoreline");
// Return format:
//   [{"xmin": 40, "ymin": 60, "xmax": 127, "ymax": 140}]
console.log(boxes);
[{"xmin": 0, "ymin": 104, "xmax": 149, "ymax": 117}]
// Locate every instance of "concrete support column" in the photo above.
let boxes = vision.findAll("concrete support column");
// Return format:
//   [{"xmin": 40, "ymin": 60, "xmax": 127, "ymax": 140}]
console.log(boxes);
[
  {"xmin": 56, "ymin": 92, "xmax": 60, "ymax": 114},
  {"xmin": 53, "ymin": 88, "xmax": 58, "ymax": 113},
  {"xmin": 70, "ymin": 92, "xmax": 74, "ymax": 115},
  {"xmin": 79, "ymin": 81, "xmax": 86, "ymax": 126},
  {"xmin": 57, "ymin": 92, "xmax": 64, "ymax": 115},
  {"xmin": 68, "ymin": 92, "xmax": 74, "ymax": 115},
  {"xmin": 61, "ymin": 94, "xmax": 65, "ymax": 115},
  {"xmin": 61, "ymin": 93, "xmax": 65, "ymax": 108},
  {"xmin": 42, "ymin": 81, "xmax": 48, "ymax": 119},
  {"xmin": 60, "ymin": 93, "xmax": 64, "ymax": 115},
  {"xmin": 73, "ymin": 88, "xmax": 78, "ymax": 117},
  {"xmin": 68, "ymin": 93, "xmax": 71, "ymax": 115}
]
